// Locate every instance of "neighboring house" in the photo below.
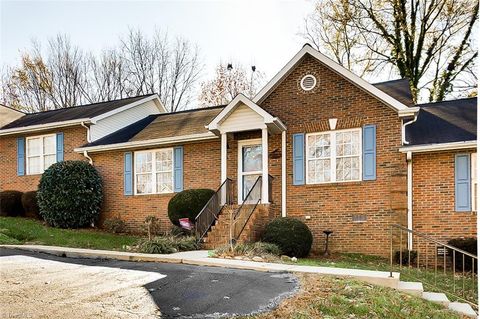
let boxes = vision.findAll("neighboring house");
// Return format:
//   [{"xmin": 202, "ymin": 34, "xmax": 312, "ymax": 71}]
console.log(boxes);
[{"xmin": 0, "ymin": 44, "xmax": 476, "ymax": 256}]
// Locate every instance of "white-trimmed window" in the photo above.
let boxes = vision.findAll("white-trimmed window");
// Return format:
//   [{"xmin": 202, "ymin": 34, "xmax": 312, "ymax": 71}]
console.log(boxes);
[
  {"xmin": 306, "ymin": 128, "xmax": 361, "ymax": 184},
  {"xmin": 26, "ymin": 134, "xmax": 57, "ymax": 175},
  {"xmin": 134, "ymin": 148, "xmax": 173, "ymax": 195},
  {"xmin": 472, "ymin": 152, "xmax": 477, "ymax": 212}
]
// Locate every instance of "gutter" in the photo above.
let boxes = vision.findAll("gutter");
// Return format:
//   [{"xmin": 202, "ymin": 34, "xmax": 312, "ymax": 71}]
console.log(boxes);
[
  {"xmin": 74, "ymin": 132, "xmax": 219, "ymax": 153},
  {"xmin": 399, "ymin": 140, "xmax": 477, "ymax": 153},
  {"xmin": 0, "ymin": 118, "xmax": 92, "ymax": 136}
]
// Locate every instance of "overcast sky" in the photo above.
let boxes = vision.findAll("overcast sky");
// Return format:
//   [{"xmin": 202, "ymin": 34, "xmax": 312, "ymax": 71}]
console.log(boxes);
[{"xmin": 1, "ymin": 0, "xmax": 314, "ymax": 86}]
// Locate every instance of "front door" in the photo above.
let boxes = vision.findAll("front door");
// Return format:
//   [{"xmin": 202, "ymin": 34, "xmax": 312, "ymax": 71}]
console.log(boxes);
[{"xmin": 238, "ymin": 139, "xmax": 262, "ymax": 204}]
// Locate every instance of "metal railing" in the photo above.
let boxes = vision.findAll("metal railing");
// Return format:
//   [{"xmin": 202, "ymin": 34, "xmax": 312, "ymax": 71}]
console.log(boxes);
[
  {"xmin": 195, "ymin": 178, "xmax": 233, "ymax": 242},
  {"xmin": 232, "ymin": 176, "xmax": 263, "ymax": 241},
  {"xmin": 390, "ymin": 224, "xmax": 478, "ymax": 308}
]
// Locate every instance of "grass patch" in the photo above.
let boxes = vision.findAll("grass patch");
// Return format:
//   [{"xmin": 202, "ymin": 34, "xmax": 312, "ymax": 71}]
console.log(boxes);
[
  {"xmin": 292, "ymin": 253, "xmax": 477, "ymax": 306},
  {"xmin": 0, "ymin": 216, "xmax": 139, "ymax": 251},
  {"xmin": 243, "ymin": 273, "xmax": 461, "ymax": 319}
]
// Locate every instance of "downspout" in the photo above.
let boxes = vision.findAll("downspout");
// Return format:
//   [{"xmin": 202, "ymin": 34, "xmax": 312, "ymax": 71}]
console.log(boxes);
[
  {"xmin": 407, "ymin": 151, "xmax": 413, "ymax": 250},
  {"xmin": 402, "ymin": 114, "xmax": 418, "ymax": 145},
  {"xmin": 80, "ymin": 121, "xmax": 93, "ymax": 165}
]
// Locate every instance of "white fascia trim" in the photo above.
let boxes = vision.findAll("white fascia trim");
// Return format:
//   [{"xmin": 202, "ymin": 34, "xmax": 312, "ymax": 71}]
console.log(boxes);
[
  {"xmin": 207, "ymin": 94, "xmax": 281, "ymax": 132},
  {"xmin": 253, "ymin": 45, "xmax": 411, "ymax": 114},
  {"xmin": 90, "ymin": 94, "xmax": 166, "ymax": 122},
  {"xmin": 0, "ymin": 118, "xmax": 91, "ymax": 136},
  {"xmin": 74, "ymin": 132, "xmax": 218, "ymax": 153},
  {"xmin": 399, "ymin": 140, "xmax": 477, "ymax": 153}
]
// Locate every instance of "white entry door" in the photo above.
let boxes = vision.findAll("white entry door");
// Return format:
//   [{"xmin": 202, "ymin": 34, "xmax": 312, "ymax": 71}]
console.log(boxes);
[{"xmin": 238, "ymin": 139, "xmax": 262, "ymax": 204}]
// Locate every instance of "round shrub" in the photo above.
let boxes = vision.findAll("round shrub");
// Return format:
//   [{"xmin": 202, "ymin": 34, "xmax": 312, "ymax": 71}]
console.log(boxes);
[
  {"xmin": 21, "ymin": 191, "xmax": 41, "ymax": 219},
  {"xmin": 168, "ymin": 189, "xmax": 215, "ymax": 226},
  {"xmin": 262, "ymin": 217, "xmax": 313, "ymax": 257},
  {"xmin": 103, "ymin": 217, "xmax": 126, "ymax": 233},
  {"xmin": 0, "ymin": 190, "xmax": 24, "ymax": 217},
  {"xmin": 37, "ymin": 160, "xmax": 103, "ymax": 228}
]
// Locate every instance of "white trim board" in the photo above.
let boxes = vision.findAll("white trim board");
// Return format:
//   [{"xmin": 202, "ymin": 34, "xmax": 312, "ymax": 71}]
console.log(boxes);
[
  {"xmin": 253, "ymin": 44, "xmax": 415, "ymax": 117},
  {"xmin": 399, "ymin": 141, "xmax": 477, "ymax": 153}
]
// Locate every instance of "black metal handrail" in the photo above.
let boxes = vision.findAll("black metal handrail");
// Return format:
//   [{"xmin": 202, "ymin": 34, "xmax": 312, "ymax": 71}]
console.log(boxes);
[
  {"xmin": 195, "ymin": 178, "xmax": 233, "ymax": 242},
  {"xmin": 390, "ymin": 224, "xmax": 478, "ymax": 308},
  {"xmin": 232, "ymin": 176, "xmax": 262, "ymax": 240}
]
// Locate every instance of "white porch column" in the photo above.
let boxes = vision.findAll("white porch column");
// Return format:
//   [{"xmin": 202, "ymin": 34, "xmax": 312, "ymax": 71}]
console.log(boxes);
[
  {"xmin": 281, "ymin": 130, "xmax": 287, "ymax": 217},
  {"xmin": 262, "ymin": 128, "xmax": 269, "ymax": 204},
  {"xmin": 221, "ymin": 133, "xmax": 227, "ymax": 183}
]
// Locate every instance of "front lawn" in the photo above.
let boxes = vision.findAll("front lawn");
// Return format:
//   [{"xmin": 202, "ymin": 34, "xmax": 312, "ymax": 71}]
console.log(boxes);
[
  {"xmin": 244, "ymin": 273, "xmax": 460, "ymax": 319},
  {"xmin": 0, "ymin": 217, "xmax": 140, "ymax": 251}
]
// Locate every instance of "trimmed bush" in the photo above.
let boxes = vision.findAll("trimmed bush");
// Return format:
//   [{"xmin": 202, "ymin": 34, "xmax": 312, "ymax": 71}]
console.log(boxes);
[
  {"xmin": 37, "ymin": 160, "xmax": 103, "ymax": 228},
  {"xmin": 448, "ymin": 237, "xmax": 477, "ymax": 272},
  {"xmin": 394, "ymin": 250, "xmax": 418, "ymax": 265},
  {"xmin": 262, "ymin": 217, "xmax": 313, "ymax": 257},
  {"xmin": 168, "ymin": 189, "xmax": 215, "ymax": 226},
  {"xmin": 21, "ymin": 191, "xmax": 40, "ymax": 219},
  {"xmin": 214, "ymin": 242, "xmax": 282, "ymax": 258},
  {"xmin": 103, "ymin": 218, "xmax": 126, "ymax": 233},
  {"xmin": 0, "ymin": 190, "xmax": 24, "ymax": 217},
  {"xmin": 136, "ymin": 236, "xmax": 197, "ymax": 254}
]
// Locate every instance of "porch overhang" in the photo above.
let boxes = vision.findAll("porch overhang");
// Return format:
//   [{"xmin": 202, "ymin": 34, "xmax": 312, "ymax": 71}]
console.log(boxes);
[{"xmin": 206, "ymin": 94, "xmax": 286, "ymax": 135}]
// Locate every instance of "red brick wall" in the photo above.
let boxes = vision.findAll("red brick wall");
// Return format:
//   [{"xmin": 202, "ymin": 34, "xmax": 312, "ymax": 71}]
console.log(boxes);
[
  {"xmin": 90, "ymin": 140, "xmax": 221, "ymax": 233},
  {"xmin": 0, "ymin": 126, "xmax": 87, "ymax": 191},
  {"xmin": 413, "ymin": 150, "xmax": 476, "ymax": 244},
  {"xmin": 258, "ymin": 54, "xmax": 408, "ymax": 256}
]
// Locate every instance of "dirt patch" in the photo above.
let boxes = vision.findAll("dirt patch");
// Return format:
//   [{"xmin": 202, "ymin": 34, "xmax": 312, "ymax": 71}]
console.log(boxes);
[{"xmin": 0, "ymin": 255, "xmax": 163, "ymax": 318}]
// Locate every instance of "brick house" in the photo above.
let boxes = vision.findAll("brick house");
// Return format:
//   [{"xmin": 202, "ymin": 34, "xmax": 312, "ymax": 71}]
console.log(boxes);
[{"xmin": 0, "ymin": 44, "xmax": 476, "ymax": 255}]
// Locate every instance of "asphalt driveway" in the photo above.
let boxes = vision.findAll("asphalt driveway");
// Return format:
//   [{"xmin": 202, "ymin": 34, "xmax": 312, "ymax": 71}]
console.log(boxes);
[{"xmin": 0, "ymin": 248, "xmax": 298, "ymax": 318}]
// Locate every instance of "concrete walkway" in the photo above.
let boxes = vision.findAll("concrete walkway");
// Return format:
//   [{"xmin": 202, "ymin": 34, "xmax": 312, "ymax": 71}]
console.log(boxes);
[{"xmin": 0, "ymin": 244, "xmax": 399, "ymax": 288}]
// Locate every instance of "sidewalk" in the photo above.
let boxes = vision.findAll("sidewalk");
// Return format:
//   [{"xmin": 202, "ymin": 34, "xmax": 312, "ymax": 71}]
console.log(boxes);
[{"xmin": 0, "ymin": 244, "xmax": 399, "ymax": 288}]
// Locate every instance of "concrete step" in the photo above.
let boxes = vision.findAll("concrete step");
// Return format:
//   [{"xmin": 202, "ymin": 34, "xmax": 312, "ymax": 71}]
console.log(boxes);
[
  {"xmin": 398, "ymin": 281, "xmax": 423, "ymax": 296},
  {"xmin": 421, "ymin": 292, "xmax": 449, "ymax": 306},
  {"xmin": 448, "ymin": 302, "xmax": 477, "ymax": 318}
]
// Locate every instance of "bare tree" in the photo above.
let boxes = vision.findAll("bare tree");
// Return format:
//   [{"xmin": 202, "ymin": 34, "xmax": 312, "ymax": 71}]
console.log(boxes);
[
  {"xmin": 302, "ymin": 0, "xmax": 478, "ymax": 102},
  {"xmin": 199, "ymin": 62, "xmax": 265, "ymax": 107}
]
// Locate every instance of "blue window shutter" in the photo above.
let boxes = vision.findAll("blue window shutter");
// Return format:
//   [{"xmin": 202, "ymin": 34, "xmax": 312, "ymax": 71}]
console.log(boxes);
[
  {"xmin": 455, "ymin": 154, "xmax": 471, "ymax": 212},
  {"xmin": 293, "ymin": 133, "xmax": 305, "ymax": 185},
  {"xmin": 56, "ymin": 132, "xmax": 64, "ymax": 162},
  {"xmin": 124, "ymin": 152, "xmax": 133, "ymax": 196},
  {"xmin": 17, "ymin": 137, "xmax": 25, "ymax": 176},
  {"xmin": 362, "ymin": 125, "xmax": 376, "ymax": 180},
  {"xmin": 174, "ymin": 146, "xmax": 184, "ymax": 192}
]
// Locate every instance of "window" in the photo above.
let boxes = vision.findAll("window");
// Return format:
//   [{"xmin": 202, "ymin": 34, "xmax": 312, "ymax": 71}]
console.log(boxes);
[
  {"xmin": 306, "ymin": 128, "xmax": 361, "ymax": 184},
  {"xmin": 26, "ymin": 134, "xmax": 57, "ymax": 175},
  {"xmin": 472, "ymin": 152, "xmax": 477, "ymax": 211},
  {"xmin": 134, "ymin": 148, "xmax": 173, "ymax": 195}
]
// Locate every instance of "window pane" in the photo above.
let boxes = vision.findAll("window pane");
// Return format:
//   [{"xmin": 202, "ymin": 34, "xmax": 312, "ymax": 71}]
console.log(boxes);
[
  {"xmin": 28, "ymin": 156, "xmax": 41, "ymax": 174},
  {"xmin": 27, "ymin": 138, "xmax": 41, "ymax": 156},
  {"xmin": 336, "ymin": 157, "xmax": 360, "ymax": 181},
  {"xmin": 157, "ymin": 172, "xmax": 173, "ymax": 193},
  {"xmin": 308, "ymin": 159, "xmax": 330, "ymax": 183},
  {"xmin": 243, "ymin": 174, "xmax": 261, "ymax": 201},
  {"xmin": 336, "ymin": 131, "xmax": 360, "ymax": 156},
  {"xmin": 156, "ymin": 150, "xmax": 172, "ymax": 172},
  {"xmin": 43, "ymin": 135, "xmax": 56, "ymax": 154},
  {"xmin": 44, "ymin": 154, "xmax": 56, "ymax": 170},
  {"xmin": 136, "ymin": 174, "xmax": 152, "ymax": 194},
  {"xmin": 135, "ymin": 153, "xmax": 152, "ymax": 173},
  {"xmin": 308, "ymin": 134, "xmax": 330, "ymax": 159},
  {"xmin": 243, "ymin": 145, "xmax": 262, "ymax": 172}
]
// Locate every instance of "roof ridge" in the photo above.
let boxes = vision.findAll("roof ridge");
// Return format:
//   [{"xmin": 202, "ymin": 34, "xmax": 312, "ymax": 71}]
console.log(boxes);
[
  {"xmin": 24, "ymin": 93, "xmax": 156, "ymax": 115},
  {"xmin": 372, "ymin": 78, "xmax": 409, "ymax": 85},
  {"xmin": 417, "ymin": 97, "xmax": 477, "ymax": 107},
  {"xmin": 154, "ymin": 105, "xmax": 226, "ymax": 117}
]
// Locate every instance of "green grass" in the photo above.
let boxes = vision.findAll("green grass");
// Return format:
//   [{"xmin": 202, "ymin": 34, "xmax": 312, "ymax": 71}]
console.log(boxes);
[
  {"xmin": 293, "ymin": 253, "xmax": 477, "ymax": 306},
  {"xmin": 243, "ymin": 273, "xmax": 461, "ymax": 319},
  {"xmin": 0, "ymin": 216, "xmax": 140, "ymax": 251}
]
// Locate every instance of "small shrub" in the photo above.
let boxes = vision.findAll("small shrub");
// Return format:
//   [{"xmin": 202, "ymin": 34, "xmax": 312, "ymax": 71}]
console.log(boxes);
[
  {"xmin": 0, "ymin": 190, "xmax": 24, "ymax": 217},
  {"xmin": 103, "ymin": 218, "xmax": 126, "ymax": 233},
  {"xmin": 136, "ymin": 235, "xmax": 197, "ymax": 254},
  {"xmin": 394, "ymin": 250, "xmax": 417, "ymax": 265},
  {"xmin": 21, "ymin": 191, "xmax": 40, "ymax": 219},
  {"xmin": 252, "ymin": 242, "xmax": 282, "ymax": 256},
  {"xmin": 168, "ymin": 189, "xmax": 215, "ymax": 226},
  {"xmin": 213, "ymin": 242, "xmax": 282, "ymax": 259},
  {"xmin": 37, "ymin": 161, "xmax": 103, "ymax": 228},
  {"xmin": 143, "ymin": 215, "xmax": 161, "ymax": 240},
  {"xmin": 262, "ymin": 217, "xmax": 313, "ymax": 257},
  {"xmin": 448, "ymin": 237, "xmax": 477, "ymax": 272},
  {"xmin": 170, "ymin": 225, "xmax": 191, "ymax": 237}
]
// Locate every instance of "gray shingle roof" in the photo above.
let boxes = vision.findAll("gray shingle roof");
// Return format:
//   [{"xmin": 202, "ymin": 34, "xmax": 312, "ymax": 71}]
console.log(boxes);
[
  {"xmin": 405, "ymin": 97, "xmax": 476, "ymax": 145},
  {"xmin": 373, "ymin": 78, "xmax": 414, "ymax": 107},
  {"xmin": 0, "ymin": 94, "xmax": 155, "ymax": 130}
]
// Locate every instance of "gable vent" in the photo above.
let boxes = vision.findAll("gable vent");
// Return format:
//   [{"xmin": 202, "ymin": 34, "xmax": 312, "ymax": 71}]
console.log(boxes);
[{"xmin": 300, "ymin": 74, "xmax": 317, "ymax": 91}]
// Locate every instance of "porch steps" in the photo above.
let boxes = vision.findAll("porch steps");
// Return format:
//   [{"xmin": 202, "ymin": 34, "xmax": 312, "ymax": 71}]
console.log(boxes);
[
  {"xmin": 448, "ymin": 302, "xmax": 477, "ymax": 318},
  {"xmin": 397, "ymin": 281, "xmax": 423, "ymax": 296}
]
